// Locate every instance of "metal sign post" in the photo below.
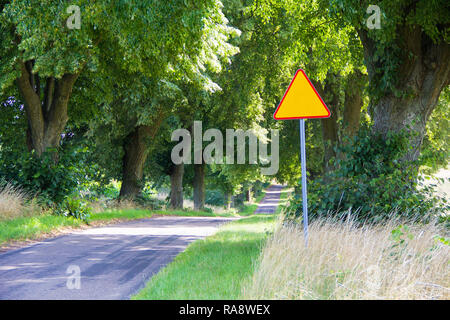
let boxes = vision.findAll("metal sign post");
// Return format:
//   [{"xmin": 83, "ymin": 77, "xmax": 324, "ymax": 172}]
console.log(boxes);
[
  {"xmin": 299, "ymin": 119, "xmax": 308, "ymax": 246},
  {"xmin": 273, "ymin": 69, "xmax": 331, "ymax": 247}
]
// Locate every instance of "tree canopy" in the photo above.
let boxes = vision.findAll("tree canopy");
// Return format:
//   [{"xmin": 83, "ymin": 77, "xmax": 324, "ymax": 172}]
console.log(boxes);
[{"xmin": 0, "ymin": 0, "xmax": 448, "ymax": 221}]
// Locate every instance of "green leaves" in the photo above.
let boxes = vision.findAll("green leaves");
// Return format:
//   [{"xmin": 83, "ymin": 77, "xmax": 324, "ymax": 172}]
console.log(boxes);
[
  {"xmin": 391, "ymin": 225, "xmax": 414, "ymax": 244},
  {"xmin": 1, "ymin": 0, "xmax": 237, "ymax": 92},
  {"xmin": 328, "ymin": 0, "xmax": 449, "ymax": 98},
  {"xmin": 0, "ymin": 144, "xmax": 93, "ymax": 203},
  {"xmin": 55, "ymin": 197, "xmax": 92, "ymax": 222},
  {"xmin": 286, "ymin": 127, "xmax": 448, "ymax": 222},
  {"xmin": 433, "ymin": 235, "xmax": 450, "ymax": 247}
]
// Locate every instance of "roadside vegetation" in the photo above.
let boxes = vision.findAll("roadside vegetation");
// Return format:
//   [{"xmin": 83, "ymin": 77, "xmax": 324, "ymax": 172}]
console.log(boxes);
[
  {"xmin": 236, "ymin": 190, "xmax": 267, "ymax": 216},
  {"xmin": 0, "ymin": 0, "xmax": 448, "ymax": 301},
  {"xmin": 0, "ymin": 181, "xmax": 265, "ymax": 246},
  {"xmin": 133, "ymin": 215, "xmax": 277, "ymax": 300},
  {"xmin": 275, "ymin": 188, "xmax": 292, "ymax": 215},
  {"xmin": 243, "ymin": 214, "xmax": 449, "ymax": 300}
]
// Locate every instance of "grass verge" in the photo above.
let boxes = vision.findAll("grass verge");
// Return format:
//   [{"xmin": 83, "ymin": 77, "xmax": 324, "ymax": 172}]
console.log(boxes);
[
  {"xmin": 132, "ymin": 215, "xmax": 277, "ymax": 300},
  {"xmin": 238, "ymin": 191, "xmax": 266, "ymax": 216},
  {"xmin": 0, "ymin": 214, "xmax": 84, "ymax": 246},
  {"xmin": 275, "ymin": 187, "xmax": 292, "ymax": 215}
]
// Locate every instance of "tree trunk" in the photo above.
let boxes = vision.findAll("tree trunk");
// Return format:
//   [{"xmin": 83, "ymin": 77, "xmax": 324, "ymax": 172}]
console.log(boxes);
[
  {"xmin": 119, "ymin": 125, "xmax": 152, "ymax": 198},
  {"xmin": 343, "ymin": 70, "xmax": 365, "ymax": 139},
  {"xmin": 119, "ymin": 109, "xmax": 166, "ymax": 199},
  {"xmin": 246, "ymin": 187, "xmax": 252, "ymax": 202},
  {"xmin": 170, "ymin": 163, "xmax": 184, "ymax": 209},
  {"xmin": 16, "ymin": 61, "xmax": 79, "ymax": 157},
  {"xmin": 358, "ymin": 26, "xmax": 450, "ymax": 161},
  {"xmin": 318, "ymin": 76, "xmax": 340, "ymax": 173},
  {"xmin": 193, "ymin": 163, "xmax": 205, "ymax": 210},
  {"xmin": 225, "ymin": 191, "xmax": 232, "ymax": 210}
]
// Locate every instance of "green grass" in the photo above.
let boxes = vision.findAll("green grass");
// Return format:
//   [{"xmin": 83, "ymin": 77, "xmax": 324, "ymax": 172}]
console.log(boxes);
[
  {"xmin": 91, "ymin": 208, "xmax": 236, "ymax": 221},
  {"xmin": 132, "ymin": 214, "xmax": 277, "ymax": 300},
  {"xmin": 237, "ymin": 191, "xmax": 266, "ymax": 216},
  {"xmin": 0, "ymin": 214, "xmax": 84, "ymax": 244},
  {"xmin": 275, "ymin": 187, "xmax": 291, "ymax": 215},
  {"xmin": 0, "ymin": 208, "xmax": 236, "ymax": 245}
]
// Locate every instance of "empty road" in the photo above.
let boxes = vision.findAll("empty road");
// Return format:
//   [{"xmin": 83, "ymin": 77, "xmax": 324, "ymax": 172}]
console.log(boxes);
[
  {"xmin": 0, "ymin": 216, "xmax": 235, "ymax": 300},
  {"xmin": 254, "ymin": 184, "xmax": 284, "ymax": 214}
]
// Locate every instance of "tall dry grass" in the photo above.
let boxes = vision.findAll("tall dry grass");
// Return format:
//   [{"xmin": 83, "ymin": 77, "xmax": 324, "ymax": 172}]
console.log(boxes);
[
  {"xmin": 0, "ymin": 182, "xmax": 37, "ymax": 220},
  {"xmin": 243, "ymin": 216, "xmax": 450, "ymax": 300}
]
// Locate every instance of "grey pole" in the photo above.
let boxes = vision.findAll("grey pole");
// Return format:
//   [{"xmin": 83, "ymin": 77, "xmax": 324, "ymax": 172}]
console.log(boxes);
[{"xmin": 299, "ymin": 119, "xmax": 308, "ymax": 246}]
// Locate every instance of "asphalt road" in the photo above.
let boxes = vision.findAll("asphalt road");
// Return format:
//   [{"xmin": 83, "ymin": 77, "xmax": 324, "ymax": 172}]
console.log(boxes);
[
  {"xmin": 254, "ymin": 184, "xmax": 284, "ymax": 214},
  {"xmin": 0, "ymin": 216, "xmax": 235, "ymax": 300}
]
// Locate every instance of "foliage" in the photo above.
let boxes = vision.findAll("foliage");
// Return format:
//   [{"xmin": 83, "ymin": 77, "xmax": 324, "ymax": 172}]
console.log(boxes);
[
  {"xmin": 133, "ymin": 194, "xmax": 165, "ymax": 210},
  {"xmin": 0, "ymin": 0, "xmax": 236, "ymax": 89},
  {"xmin": 420, "ymin": 87, "xmax": 450, "ymax": 173},
  {"xmin": 0, "ymin": 146, "xmax": 91, "ymax": 204},
  {"xmin": 205, "ymin": 189, "xmax": 226, "ymax": 206},
  {"xmin": 287, "ymin": 128, "xmax": 448, "ymax": 222},
  {"xmin": 54, "ymin": 196, "xmax": 92, "ymax": 222},
  {"xmin": 328, "ymin": 0, "xmax": 449, "ymax": 99},
  {"xmin": 0, "ymin": 97, "xmax": 27, "ymax": 153},
  {"xmin": 0, "ymin": 0, "xmax": 448, "ymax": 221},
  {"xmin": 79, "ymin": 0, "xmax": 240, "ymax": 189},
  {"xmin": 132, "ymin": 215, "xmax": 277, "ymax": 300},
  {"xmin": 390, "ymin": 225, "xmax": 414, "ymax": 245}
]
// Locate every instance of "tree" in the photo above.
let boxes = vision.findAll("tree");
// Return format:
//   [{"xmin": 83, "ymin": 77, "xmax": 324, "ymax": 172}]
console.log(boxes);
[
  {"xmin": 330, "ymin": 0, "xmax": 450, "ymax": 161},
  {"xmin": 420, "ymin": 86, "xmax": 450, "ymax": 172},
  {"xmin": 248, "ymin": 0, "xmax": 368, "ymax": 179},
  {"xmin": 343, "ymin": 69, "xmax": 366, "ymax": 139},
  {"xmin": 0, "ymin": 0, "xmax": 229, "ymax": 160}
]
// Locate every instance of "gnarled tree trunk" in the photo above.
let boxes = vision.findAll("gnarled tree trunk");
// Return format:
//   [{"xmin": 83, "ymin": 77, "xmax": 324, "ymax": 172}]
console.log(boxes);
[
  {"xmin": 359, "ymin": 27, "xmax": 450, "ymax": 161},
  {"xmin": 169, "ymin": 163, "xmax": 184, "ymax": 209},
  {"xmin": 193, "ymin": 163, "xmax": 205, "ymax": 210},
  {"xmin": 316, "ymin": 75, "xmax": 340, "ymax": 173},
  {"xmin": 16, "ymin": 61, "xmax": 79, "ymax": 157},
  {"xmin": 343, "ymin": 70, "xmax": 365, "ymax": 139},
  {"xmin": 119, "ymin": 125, "xmax": 152, "ymax": 198},
  {"xmin": 119, "ymin": 110, "xmax": 165, "ymax": 199}
]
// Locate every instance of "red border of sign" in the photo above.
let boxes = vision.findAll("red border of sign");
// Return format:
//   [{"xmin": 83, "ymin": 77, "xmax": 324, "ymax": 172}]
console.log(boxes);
[{"xmin": 273, "ymin": 69, "xmax": 331, "ymax": 120}]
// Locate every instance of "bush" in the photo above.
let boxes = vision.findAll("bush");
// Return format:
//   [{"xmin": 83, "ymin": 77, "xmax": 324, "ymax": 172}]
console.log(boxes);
[
  {"xmin": 287, "ymin": 129, "xmax": 448, "ymax": 223},
  {"xmin": 133, "ymin": 194, "xmax": 164, "ymax": 209},
  {"xmin": 0, "ymin": 147, "xmax": 89, "ymax": 204},
  {"xmin": 55, "ymin": 197, "xmax": 92, "ymax": 223},
  {"xmin": 202, "ymin": 207, "xmax": 214, "ymax": 213},
  {"xmin": 205, "ymin": 189, "xmax": 226, "ymax": 206}
]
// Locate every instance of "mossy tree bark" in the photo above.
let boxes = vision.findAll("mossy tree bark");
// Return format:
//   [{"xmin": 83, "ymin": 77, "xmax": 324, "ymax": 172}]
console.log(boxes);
[{"xmin": 359, "ymin": 27, "xmax": 450, "ymax": 162}]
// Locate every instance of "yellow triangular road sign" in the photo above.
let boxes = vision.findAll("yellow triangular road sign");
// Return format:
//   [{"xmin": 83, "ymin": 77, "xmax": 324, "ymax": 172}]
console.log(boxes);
[{"xmin": 273, "ymin": 69, "xmax": 330, "ymax": 120}]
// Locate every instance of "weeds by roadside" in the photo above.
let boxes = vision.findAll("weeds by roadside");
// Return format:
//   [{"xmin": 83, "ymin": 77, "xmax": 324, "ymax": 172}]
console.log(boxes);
[
  {"xmin": 0, "ymin": 182, "xmax": 40, "ymax": 221},
  {"xmin": 243, "ymin": 214, "xmax": 450, "ymax": 300}
]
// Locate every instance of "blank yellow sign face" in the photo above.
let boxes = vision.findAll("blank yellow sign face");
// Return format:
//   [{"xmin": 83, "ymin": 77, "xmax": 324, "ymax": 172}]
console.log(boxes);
[{"xmin": 273, "ymin": 69, "xmax": 331, "ymax": 120}]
